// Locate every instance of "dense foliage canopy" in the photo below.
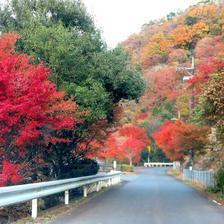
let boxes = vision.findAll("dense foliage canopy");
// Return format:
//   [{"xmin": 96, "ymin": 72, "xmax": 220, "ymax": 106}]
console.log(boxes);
[{"xmin": 0, "ymin": 33, "xmax": 78, "ymax": 185}]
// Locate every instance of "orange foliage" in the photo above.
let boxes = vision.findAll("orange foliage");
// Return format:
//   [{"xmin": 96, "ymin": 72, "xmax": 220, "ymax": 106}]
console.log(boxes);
[
  {"xmin": 153, "ymin": 120, "xmax": 208, "ymax": 161},
  {"xmin": 0, "ymin": 32, "xmax": 19, "ymax": 58},
  {"xmin": 141, "ymin": 32, "xmax": 171, "ymax": 67},
  {"xmin": 170, "ymin": 22, "xmax": 208, "ymax": 48},
  {"xmin": 187, "ymin": 4, "xmax": 218, "ymax": 18},
  {"xmin": 191, "ymin": 21, "xmax": 209, "ymax": 39},
  {"xmin": 170, "ymin": 25, "xmax": 192, "ymax": 48}
]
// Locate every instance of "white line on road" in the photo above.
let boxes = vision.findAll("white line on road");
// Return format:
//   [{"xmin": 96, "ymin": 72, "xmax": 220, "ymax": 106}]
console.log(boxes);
[{"xmin": 212, "ymin": 200, "xmax": 222, "ymax": 206}]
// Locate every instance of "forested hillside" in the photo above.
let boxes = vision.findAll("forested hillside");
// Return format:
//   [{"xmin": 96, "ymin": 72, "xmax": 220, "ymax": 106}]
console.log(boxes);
[{"xmin": 121, "ymin": 0, "xmax": 224, "ymax": 170}]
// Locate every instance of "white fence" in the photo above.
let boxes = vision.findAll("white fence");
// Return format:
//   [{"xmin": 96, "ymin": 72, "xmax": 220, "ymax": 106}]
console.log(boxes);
[
  {"xmin": 183, "ymin": 169, "xmax": 215, "ymax": 187},
  {"xmin": 0, "ymin": 171, "xmax": 122, "ymax": 219}
]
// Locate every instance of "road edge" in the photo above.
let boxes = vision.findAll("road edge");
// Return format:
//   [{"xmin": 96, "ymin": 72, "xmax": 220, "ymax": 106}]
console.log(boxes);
[{"xmin": 167, "ymin": 169, "xmax": 224, "ymax": 207}]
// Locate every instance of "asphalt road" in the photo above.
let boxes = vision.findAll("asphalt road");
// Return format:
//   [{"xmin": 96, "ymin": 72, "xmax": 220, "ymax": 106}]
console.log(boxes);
[{"xmin": 53, "ymin": 168, "xmax": 224, "ymax": 224}]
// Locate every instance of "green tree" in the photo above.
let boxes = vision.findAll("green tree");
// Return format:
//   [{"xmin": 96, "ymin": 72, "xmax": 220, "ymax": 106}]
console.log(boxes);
[
  {"xmin": 0, "ymin": 0, "xmax": 95, "ymax": 32},
  {"xmin": 141, "ymin": 148, "xmax": 170, "ymax": 163},
  {"xmin": 195, "ymin": 73, "xmax": 224, "ymax": 142},
  {"xmin": 0, "ymin": 0, "xmax": 145, "ymax": 125},
  {"xmin": 152, "ymin": 101, "xmax": 175, "ymax": 121},
  {"xmin": 185, "ymin": 16, "xmax": 198, "ymax": 26}
]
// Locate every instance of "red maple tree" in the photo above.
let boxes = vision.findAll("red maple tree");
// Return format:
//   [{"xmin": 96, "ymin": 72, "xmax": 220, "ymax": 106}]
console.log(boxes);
[
  {"xmin": 153, "ymin": 120, "xmax": 208, "ymax": 162},
  {"xmin": 0, "ymin": 33, "xmax": 78, "ymax": 185},
  {"xmin": 0, "ymin": 160, "xmax": 23, "ymax": 186},
  {"xmin": 101, "ymin": 124, "xmax": 150, "ymax": 166}
]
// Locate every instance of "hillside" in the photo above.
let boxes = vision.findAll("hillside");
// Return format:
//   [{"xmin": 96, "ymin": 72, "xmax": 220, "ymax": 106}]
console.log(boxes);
[{"xmin": 121, "ymin": 0, "xmax": 224, "ymax": 170}]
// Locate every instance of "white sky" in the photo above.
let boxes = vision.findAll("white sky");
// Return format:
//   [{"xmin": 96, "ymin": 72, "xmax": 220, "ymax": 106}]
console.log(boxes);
[{"xmin": 83, "ymin": 0, "xmax": 200, "ymax": 48}]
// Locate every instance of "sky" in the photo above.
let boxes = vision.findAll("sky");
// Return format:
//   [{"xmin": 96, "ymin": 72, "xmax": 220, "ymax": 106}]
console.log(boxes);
[{"xmin": 83, "ymin": 0, "xmax": 200, "ymax": 48}]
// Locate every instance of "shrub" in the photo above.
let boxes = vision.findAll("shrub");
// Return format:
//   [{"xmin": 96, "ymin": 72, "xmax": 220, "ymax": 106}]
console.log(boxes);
[
  {"xmin": 121, "ymin": 164, "xmax": 134, "ymax": 172},
  {"xmin": 41, "ymin": 159, "xmax": 99, "ymax": 210},
  {"xmin": 60, "ymin": 158, "xmax": 100, "ymax": 179},
  {"xmin": 214, "ymin": 163, "xmax": 224, "ymax": 194}
]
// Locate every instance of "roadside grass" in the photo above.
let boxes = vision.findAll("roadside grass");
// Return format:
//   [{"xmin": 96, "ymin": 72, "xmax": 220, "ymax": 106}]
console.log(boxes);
[
  {"xmin": 168, "ymin": 169, "xmax": 224, "ymax": 207},
  {"xmin": 205, "ymin": 188, "xmax": 224, "ymax": 204},
  {"xmin": 167, "ymin": 169, "xmax": 182, "ymax": 179},
  {"xmin": 120, "ymin": 164, "xmax": 134, "ymax": 172}
]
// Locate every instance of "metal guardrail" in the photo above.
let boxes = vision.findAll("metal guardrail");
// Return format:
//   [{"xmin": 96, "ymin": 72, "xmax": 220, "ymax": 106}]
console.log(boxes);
[
  {"xmin": 0, "ymin": 171, "xmax": 122, "ymax": 219},
  {"xmin": 99, "ymin": 165, "xmax": 122, "ymax": 173},
  {"xmin": 144, "ymin": 162, "xmax": 174, "ymax": 167},
  {"xmin": 183, "ymin": 169, "xmax": 214, "ymax": 187}
]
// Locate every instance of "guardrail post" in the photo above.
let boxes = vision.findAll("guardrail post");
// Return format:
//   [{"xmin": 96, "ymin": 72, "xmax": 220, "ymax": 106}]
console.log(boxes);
[
  {"xmin": 83, "ymin": 186, "xmax": 88, "ymax": 197},
  {"xmin": 31, "ymin": 198, "xmax": 38, "ymax": 219},
  {"xmin": 104, "ymin": 180, "xmax": 107, "ymax": 187},
  {"xmin": 96, "ymin": 182, "xmax": 100, "ymax": 192},
  {"xmin": 65, "ymin": 190, "xmax": 69, "ymax": 205},
  {"xmin": 100, "ymin": 181, "xmax": 103, "ymax": 189}
]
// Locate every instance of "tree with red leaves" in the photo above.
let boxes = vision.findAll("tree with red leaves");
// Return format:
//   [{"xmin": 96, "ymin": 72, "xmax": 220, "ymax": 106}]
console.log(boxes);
[
  {"xmin": 153, "ymin": 120, "xmax": 208, "ymax": 164},
  {"xmin": 102, "ymin": 124, "xmax": 150, "ymax": 166},
  {"xmin": 96, "ymin": 134, "xmax": 118, "ymax": 159},
  {"xmin": 0, "ymin": 161, "xmax": 23, "ymax": 186},
  {"xmin": 118, "ymin": 124, "xmax": 150, "ymax": 165},
  {"xmin": 135, "ymin": 113, "xmax": 148, "ymax": 123},
  {"xmin": 153, "ymin": 121, "xmax": 183, "ymax": 161},
  {"xmin": 0, "ymin": 33, "xmax": 78, "ymax": 185},
  {"xmin": 189, "ymin": 58, "xmax": 224, "ymax": 91}
]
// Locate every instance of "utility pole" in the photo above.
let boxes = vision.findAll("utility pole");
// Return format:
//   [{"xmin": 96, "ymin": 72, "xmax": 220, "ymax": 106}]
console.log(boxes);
[
  {"xmin": 176, "ymin": 52, "xmax": 195, "ymax": 79},
  {"xmin": 176, "ymin": 52, "xmax": 196, "ymax": 169},
  {"xmin": 176, "ymin": 51, "xmax": 196, "ymax": 113},
  {"xmin": 147, "ymin": 145, "xmax": 151, "ymax": 164}
]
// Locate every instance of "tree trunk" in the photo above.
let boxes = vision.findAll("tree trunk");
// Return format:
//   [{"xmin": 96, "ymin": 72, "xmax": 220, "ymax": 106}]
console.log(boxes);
[{"xmin": 129, "ymin": 158, "xmax": 133, "ymax": 167}]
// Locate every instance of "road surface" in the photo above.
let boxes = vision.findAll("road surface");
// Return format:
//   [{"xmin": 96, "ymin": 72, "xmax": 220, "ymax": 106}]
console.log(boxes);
[{"xmin": 53, "ymin": 168, "xmax": 224, "ymax": 224}]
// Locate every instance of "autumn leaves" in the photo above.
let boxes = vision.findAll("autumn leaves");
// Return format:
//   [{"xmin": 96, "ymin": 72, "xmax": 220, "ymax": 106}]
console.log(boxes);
[
  {"xmin": 0, "ymin": 33, "xmax": 78, "ymax": 186},
  {"xmin": 122, "ymin": 2, "xmax": 224, "ymax": 164}
]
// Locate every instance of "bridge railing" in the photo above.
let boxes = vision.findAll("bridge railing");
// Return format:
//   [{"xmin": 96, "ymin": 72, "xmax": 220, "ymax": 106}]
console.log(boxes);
[
  {"xmin": 0, "ymin": 171, "xmax": 122, "ymax": 219},
  {"xmin": 183, "ymin": 169, "xmax": 214, "ymax": 187},
  {"xmin": 144, "ymin": 162, "xmax": 174, "ymax": 167}
]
